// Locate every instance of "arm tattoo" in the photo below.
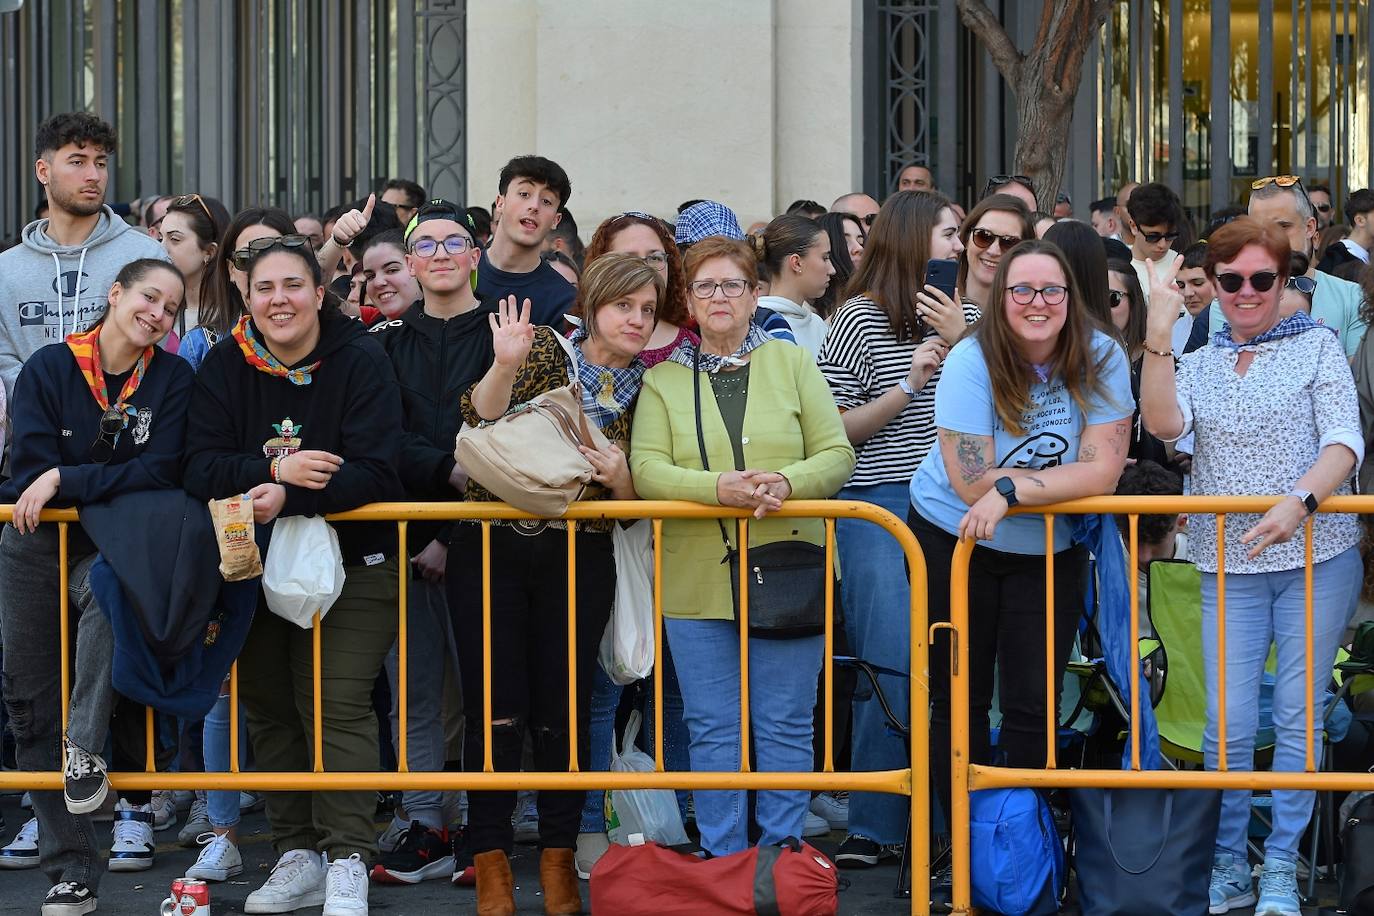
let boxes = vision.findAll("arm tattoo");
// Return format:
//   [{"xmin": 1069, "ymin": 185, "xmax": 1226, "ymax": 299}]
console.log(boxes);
[
  {"xmin": 1026, "ymin": 475, "xmax": 1047, "ymax": 488},
  {"xmin": 1078, "ymin": 443, "xmax": 1098, "ymax": 462},
  {"xmin": 944, "ymin": 430, "xmax": 990, "ymax": 486}
]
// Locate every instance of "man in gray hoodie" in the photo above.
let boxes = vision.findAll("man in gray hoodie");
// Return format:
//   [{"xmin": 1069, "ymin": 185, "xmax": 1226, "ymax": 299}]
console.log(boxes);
[{"xmin": 0, "ymin": 112, "xmax": 169, "ymax": 416}]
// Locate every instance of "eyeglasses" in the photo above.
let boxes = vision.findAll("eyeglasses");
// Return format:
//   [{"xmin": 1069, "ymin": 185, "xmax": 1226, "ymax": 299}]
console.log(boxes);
[
  {"xmin": 1314, "ymin": 203, "xmax": 1333, "ymax": 213},
  {"xmin": 1008, "ymin": 285, "xmax": 1068, "ymax": 306},
  {"xmin": 172, "ymin": 193, "xmax": 215, "ymax": 226},
  {"xmin": 230, "ymin": 234, "xmax": 311, "ymax": 270},
  {"xmin": 608, "ymin": 210, "xmax": 656, "ymax": 225},
  {"xmin": 1215, "ymin": 270, "xmax": 1278, "ymax": 293},
  {"xmin": 1251, "ymin": 175, "xmax": 1303, "ymax": 191},
  {"xmin": 1138, "ymin": 229, "xmax": 1180, "ymax": 244},
  {"xmin": 1108, "ymin": 289, "xmax": 1130, "ymax": 308},
  {"xmin": 969, "ymin": 227, "xmax": 1022, "ymax": 251},
  {"xmin": 1285, "ymin": 275, "xmax": 1317, "ymax": 295},
  {"xmin": 409, "ymin": 235, "xmax": 472, "ymax": 258},
  {"xmin": 90, "ymin": 406, "xmax": 127, "ymax": 465},
  {"xmin": 642, "ymin": 252, "xmax": 669, "ymax": 268},
  {"xmin": 689, "ymin": 279, "xmax": 750, "ymax": 299},
  {"xmin": 984, "ymin": 174, "xmax": 1037, "ymax": 196}
]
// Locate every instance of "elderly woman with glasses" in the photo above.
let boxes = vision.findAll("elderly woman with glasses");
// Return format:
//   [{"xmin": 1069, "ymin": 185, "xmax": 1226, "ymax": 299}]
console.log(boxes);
[
  {"xmin": 630, "ymin": 237, "xmax": 855, "ymax": 857},
  {"xmin": 1140, "ymin": 216, "xmax": 1363, "ymax": 916}
]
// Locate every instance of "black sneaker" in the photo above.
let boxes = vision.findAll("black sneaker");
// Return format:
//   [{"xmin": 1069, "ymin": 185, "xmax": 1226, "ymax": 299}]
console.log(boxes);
[
  {"xmin": 834, "ymin": 834, "xmax": 901, "ymax": 869},
  {"xmin": 368, "ymin": 821, "xmax": 455, "ymax": 884},
  {"xmin": 42, "ymin": 881, "xmax": 97, "ymax": 916},
  {"xmin": 62, "ymin": 740, "xmax": 109, "ymax": 815}
]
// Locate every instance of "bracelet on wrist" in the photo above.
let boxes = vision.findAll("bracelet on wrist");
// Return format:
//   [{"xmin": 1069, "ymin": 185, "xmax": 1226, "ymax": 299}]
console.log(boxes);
[
  {"xmin": 270, "ymin": 457, "xmax": 281, "ymax": 483},
  {"xmin": 1141, "ymin": 341, "xmax": 1173, "ymax": 358},
  {"xmin": 331, "ymin": 234, "xmax": 348, "ymax": 247}
]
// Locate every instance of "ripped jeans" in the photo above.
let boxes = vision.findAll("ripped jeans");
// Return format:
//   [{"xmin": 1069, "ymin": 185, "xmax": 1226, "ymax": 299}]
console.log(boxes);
[{"xmin": 447, "ymin": 524, "xmax": 614, "ymax": 855}]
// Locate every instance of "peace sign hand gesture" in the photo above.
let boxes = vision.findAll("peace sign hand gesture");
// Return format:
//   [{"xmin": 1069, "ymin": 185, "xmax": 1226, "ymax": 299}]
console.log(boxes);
[
  {"xmin": 331, "ymin": 193, "xmax": 376, "ymax": 248},
  {"xmin": 1143, "ymin": 253, "xmax": 1185, "ymax": 344},
  {"xmin": 489, "ymin": 295, "xmax": 536, "ymax": 368}
]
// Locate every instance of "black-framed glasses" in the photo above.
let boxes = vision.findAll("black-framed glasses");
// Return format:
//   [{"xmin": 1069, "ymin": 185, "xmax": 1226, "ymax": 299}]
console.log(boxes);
[
  {"xmin": 1286, "ymin": 275, "xmax": 1317, "ymax": 295},
  {"xmin": 984, "ymin": 174, "xmax": 1037, "ymax": 196},
  {"xmin": 409, "ymin": 235, "xmax": 472, "ymax": 258},
  {"xmin": 1138, "ymin": 229, "xmax": 1181, "ymax": 244},
  {"xmin": 969, "ymin": 227, "xmax": 1021, "ymax": 251},
  {"xmin": 231, "ymin": 234, "xmax": 310, "ymax": 270},
  {"xmin": 1314, "ymin": 202, "xmax": 1333, "ymax": 213},
  {"xmin": 1215, "ymin": 270, "xmax": 1278, "ymax": 293},
  {"xmin": 689, "ymin": 279, "xmax": 750, "ymax": 299},
  {"xmin": 1108, "ymin": 289, "xmax": 1130, "ymax": 308},
  {"xmin": 1008, "ymin": 284, "xmax": 1068, "ymax": 306},
  {"xmin": 90, "ymin": 406, "xmax": 126, "ymax": 465}
]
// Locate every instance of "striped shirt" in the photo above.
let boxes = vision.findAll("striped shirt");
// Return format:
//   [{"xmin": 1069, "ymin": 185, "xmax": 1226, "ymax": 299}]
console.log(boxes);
[{"xmin": 818, "ymin": 296, "xmax": 981, "ymax": 486}]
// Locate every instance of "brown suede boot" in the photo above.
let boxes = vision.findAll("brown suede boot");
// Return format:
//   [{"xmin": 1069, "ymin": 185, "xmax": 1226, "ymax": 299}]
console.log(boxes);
[
  {"xmin": 474, "ymin": 849, "xmax": 516, "ymax": 916},
  {"xmin": 539, "ymin": 847, "xmax": 584, "ymax": 915}
]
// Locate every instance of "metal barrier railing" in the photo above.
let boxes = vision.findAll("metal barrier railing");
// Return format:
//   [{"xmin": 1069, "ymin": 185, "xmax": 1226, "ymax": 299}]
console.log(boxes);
[
  {"xmin": 0, "ymin": 499, "xmax": 930, "ymax": 913},
  {"xmin": 947, "ymin": 495, "xmax": 1374, "ymax": 915}
]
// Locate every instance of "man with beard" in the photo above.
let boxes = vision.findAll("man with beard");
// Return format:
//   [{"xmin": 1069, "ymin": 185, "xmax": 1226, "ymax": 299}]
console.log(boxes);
[{"xmin": 0, "ymin": 113, "xmax": 169, "ymax": 423}]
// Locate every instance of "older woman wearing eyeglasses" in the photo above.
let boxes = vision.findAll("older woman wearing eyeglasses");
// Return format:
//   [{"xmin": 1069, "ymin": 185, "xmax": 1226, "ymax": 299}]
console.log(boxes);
[
  {"xmin": 1140, "ymin": 216, "xmax": 1363, "ymax": 916},
  {"xmin": 0, "ymin": 258, "xmax": 192, "ymax": 912},
  {"xmin": 631, "ymin": 237, "xmax": 855, "ymax": 857}
]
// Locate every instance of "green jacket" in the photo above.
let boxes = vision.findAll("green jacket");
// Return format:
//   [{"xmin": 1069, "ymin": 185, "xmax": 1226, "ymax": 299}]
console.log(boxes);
[{"xmin": 629, "ymin": 340, "xmax": 856, "ymax": 620}]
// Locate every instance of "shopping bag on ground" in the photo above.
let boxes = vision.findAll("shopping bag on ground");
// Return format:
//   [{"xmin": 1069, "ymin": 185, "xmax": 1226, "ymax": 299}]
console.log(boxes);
[
  {"xmin": 599, "ymin": 519, "xmax": 655, "ymax": 685},
  {"xmin": 262, "ymin": 516, "xmax": 346, "ymax": 628},
  {"xmin": 605, "ymin": 710, "xmax": 689, "ymax": 846}
]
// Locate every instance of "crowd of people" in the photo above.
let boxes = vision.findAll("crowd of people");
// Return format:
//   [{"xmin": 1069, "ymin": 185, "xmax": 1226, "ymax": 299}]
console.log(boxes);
[{"xmin": 2, "ymin": 110, "xmax": 1374, "ymax": 916}]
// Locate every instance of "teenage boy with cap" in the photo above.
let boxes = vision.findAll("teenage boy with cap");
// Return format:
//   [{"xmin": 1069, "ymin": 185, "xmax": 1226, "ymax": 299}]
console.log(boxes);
[
  {"xmin": 368, "ymin": 200, "xmax": 496, "ymax": 886},
  {"xmin": 475, "ymin": 155, "xmax": 575, "ymax": 327}
]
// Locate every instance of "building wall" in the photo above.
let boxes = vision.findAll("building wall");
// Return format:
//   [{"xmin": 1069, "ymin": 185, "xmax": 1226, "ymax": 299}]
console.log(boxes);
[{"xmin": 466, "ymin": 0, "xmax": 862, "ymax": 233}]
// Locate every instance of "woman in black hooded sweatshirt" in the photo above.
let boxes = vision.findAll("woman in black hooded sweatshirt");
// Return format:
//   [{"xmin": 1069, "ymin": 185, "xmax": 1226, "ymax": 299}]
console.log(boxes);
[{"xmin": 182, "ymin": 235, "xmax": 403, "ymax": 916}]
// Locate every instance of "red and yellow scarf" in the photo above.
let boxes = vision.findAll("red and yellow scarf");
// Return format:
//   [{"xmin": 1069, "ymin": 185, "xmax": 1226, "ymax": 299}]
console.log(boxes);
[
  {"xmin": 65, "ymin": 327, "xmax": 153, "ymax": 412},
  {"xmin": 231, "ymin": 315, "xmax": 320, "ymax": 386}
]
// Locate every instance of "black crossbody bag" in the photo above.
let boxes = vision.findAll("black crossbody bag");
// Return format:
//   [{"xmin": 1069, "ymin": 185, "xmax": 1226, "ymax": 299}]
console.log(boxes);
[{"xmin": 692, "ymin": 344, "xmax": 827, "ymax": 639}]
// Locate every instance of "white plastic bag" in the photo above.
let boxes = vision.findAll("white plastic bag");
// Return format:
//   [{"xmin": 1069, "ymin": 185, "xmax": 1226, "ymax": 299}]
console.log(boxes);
[
  {"xmin": 598, "ymin": 519, "xmax": 655, "ymax": 686},
  {"xmin": 262, "ymin": 515, "xmax": 346, "ymax": 628},
  {"xmin": 604, "ymin": 710, "xmax": 689, "ymax": 847}
]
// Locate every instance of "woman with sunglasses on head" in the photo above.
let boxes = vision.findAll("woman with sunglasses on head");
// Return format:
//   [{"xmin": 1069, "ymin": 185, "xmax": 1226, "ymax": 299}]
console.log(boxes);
[
  {"xmin": 1140, "ymin": 218, "xmax": 1363, "ymax": 916},
  {"xmin": 0, "ymin": 258, "xmax": 192, "ymax": 913},
  {"xmin": 159, "ymin": 194, "xmax": 231, "ymax": 346},
  {"xmin": 912, "ymin": 239, "xmax": 1132, "ymax": 901},
  {"xmin": 183, "ymin": 237, "xmax": 405, "ymax": 916},
  {"xmin": 584, "ymin": 211, "xmax": 697, "ymax": 367},
  {"xmin": 815, "ymin": 190, "xmax": 978, "ymax": 869},
  {"xmin": 179, "ymin": 207, "xmax": 296, "ymax": 371},
  {"xmin": 957, "ymin": 195, "xmax": 1036, "ymax": 315}
]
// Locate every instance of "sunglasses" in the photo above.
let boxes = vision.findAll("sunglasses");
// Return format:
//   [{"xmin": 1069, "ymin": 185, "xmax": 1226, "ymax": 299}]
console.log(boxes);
[
  {"xmin": 1314, "ymin": 203, "xmax": 1333, "ymax": 213},
  {"xmin": 172, "ymin": 193, "xmax": 215, "ymax": 226},
  {"xmin": 1108, "ymin": 289, "xmax": 1129, "ymax": 308},
  {"xmin": 90, "ymin": 406, "xmax": 127, "ymax": 465},
  {"xmin": 409, "ymin": 234, "xmax": 473, "ymax": 258},
  {"xmin": 231, "ymin": 234, "xmax": 311, "ymax": 270},
  {"xmin": 1251, "ymin": 175, "xmax": 1303, "ymax": 191},
  {"xmin": 969, "ymin": 227, "xmax": 1022, "ymax": 251},
  {"xmin": 984, "ymin": 174, "xmax": 1037, "ymax": 196},
  {"xmin": 1215, "ymin": 270, "xmax": 1278, "ymax": 293},
  {"xmin": 1137, "ymin": 229, "xmax": 1180, "ymax": 244},
  {"xmin": 1285, "ymin": 275, "xmax": 1317, "ymax": 295},
  {"xmin": 1008, "ymin": 284, "xmax": 1068, "ymax": 306}
]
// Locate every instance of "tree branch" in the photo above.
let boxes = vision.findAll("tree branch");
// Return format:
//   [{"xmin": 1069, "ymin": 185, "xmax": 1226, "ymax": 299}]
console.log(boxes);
[
  {"xmin": 1053, "ymin": 0, "xmax": 1121, "ymax": 93},
  {"xmin": 955, "ymin": 0, "xmax": 1024, "ymax": 85}
]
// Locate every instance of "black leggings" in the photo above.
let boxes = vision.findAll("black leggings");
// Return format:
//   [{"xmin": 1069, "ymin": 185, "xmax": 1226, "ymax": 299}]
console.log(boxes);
[
  {"xmin": 446, "ymin": 524, "xmax": 614, "ymax": 855},
  {"xmin": 911, "ymin": 509, "xmax": 1086, "ymax": 823}
]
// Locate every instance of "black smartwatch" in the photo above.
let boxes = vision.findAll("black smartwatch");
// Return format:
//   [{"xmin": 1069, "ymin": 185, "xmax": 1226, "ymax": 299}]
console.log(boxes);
[
  {"xmin": 994, "ymin": 476, "xmax": 1019, "ymax": 507},
  {"xmin": 1289, "ymin": 488, "xmax": 1318, "ymax": 516}
]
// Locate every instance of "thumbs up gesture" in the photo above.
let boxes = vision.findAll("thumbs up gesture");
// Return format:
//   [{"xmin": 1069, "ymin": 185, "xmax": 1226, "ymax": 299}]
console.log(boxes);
[{"xmin": 330, "ymin": 193, "xmax": 376, "ymax": 248}]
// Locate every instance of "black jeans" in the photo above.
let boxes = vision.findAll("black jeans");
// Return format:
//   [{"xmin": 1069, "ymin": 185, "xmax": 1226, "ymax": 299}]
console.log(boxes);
[
  {"xmin": 447, "ymin": 524, "xmax": 614, "ymax": 855},
  {"xmin": 910, "ymin": 509, "xmax": 1086, "ymax": 824}
]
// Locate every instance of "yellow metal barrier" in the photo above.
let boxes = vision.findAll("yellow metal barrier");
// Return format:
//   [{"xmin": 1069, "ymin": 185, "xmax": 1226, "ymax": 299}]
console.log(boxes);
[
  {"xmin": 947, "ymin": 495, "xmax": 1374, "ymax": 915},
  {"xmin": 0, "ymin": 499, "xmax": 930, "ymax": 913}
]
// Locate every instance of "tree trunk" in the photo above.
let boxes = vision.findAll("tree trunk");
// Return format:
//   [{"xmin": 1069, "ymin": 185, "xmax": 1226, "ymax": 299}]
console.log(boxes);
[{"xmin": 1010, "ymin": 74, "xmax": 1077, "ymax": 213}]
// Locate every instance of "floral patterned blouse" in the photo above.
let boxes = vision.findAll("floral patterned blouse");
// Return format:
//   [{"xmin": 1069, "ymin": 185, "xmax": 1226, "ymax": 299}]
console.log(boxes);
[{"xmin": 1167, "ymin": 327, "xmax": 1363, "ymax": 574}]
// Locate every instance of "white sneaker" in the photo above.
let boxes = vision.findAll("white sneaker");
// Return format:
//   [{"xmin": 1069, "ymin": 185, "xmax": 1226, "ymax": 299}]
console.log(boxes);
[
  {"xmin": 574, "ymin": 831, "xmax": 609, "ymax": 880},
  {"xmin": 803, "ymin": 811, "xmax": 830, "ymax": 837},
  {"xmin": 108, "ymin": 799, "xmax": 155, "ymax": 872},
  {"xmin": 150, "ymin": 789, "xmax": 178, "ymax": 832},
  {"xmin": 0, "ymin": 817, "xmax": 39, "ymax": 869},
  {"xmin": 244, "ymin": 849, "xmax": 326, "ymax": 914},
  {"xmin": 809, "ymin": 791, "xmax": 849, "ymax": 830},
  {"xmin": 185, "ymin": 832, "xmax": 244, "ymax": 882},
  {"xmin": 323, "ymin": 853, "xmax": 369, "ymax": 916}
]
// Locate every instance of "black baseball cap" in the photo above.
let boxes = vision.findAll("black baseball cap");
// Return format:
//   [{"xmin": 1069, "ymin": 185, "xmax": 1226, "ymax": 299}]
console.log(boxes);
[{"xmin": 403, "ymin": 198, "xmax": 475, "ymax": 242}]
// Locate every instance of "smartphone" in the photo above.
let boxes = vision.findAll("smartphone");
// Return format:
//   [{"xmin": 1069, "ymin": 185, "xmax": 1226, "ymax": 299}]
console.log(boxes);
[{"xmin": 924, "ymin": 258, "xmax": 959, "ymax": 300}]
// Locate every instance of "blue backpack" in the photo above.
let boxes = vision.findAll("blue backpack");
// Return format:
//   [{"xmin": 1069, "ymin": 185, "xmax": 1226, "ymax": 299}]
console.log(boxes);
[{"xmin": 969, "ymin": 788, "xmax": 1064, "ymax": 916}]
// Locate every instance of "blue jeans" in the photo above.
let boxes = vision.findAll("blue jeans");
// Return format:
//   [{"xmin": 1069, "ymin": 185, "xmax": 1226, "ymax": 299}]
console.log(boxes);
[
  {"xmin": 838, "ymin": 482, "xmax": 913, "ymax": 845},
  {"xmin": 202, "ymin": 690, "xmax": 247, "ymax": 829},
  {"xmin": 666, "ymin": 617, "xmax": 822, "ymax": 856},
  {"xmin": 1203, "ymin": 546, "xmax": 1360, "ymax": 862}
]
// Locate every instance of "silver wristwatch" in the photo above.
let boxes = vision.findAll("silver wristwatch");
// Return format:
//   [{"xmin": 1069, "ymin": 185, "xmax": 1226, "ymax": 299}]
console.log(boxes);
[{"xmin": 897, "ymin": 378, "xmax": 917, "ymax": 401}]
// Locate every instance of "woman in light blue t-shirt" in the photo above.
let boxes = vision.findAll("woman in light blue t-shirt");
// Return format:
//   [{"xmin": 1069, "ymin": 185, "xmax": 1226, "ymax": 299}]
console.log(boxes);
[{"xmin": 908, "ymin": 239, "xmax": 1134, "ymax": 836}]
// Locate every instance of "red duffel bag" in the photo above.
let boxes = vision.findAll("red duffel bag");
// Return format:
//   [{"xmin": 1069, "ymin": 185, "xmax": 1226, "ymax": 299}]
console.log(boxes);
[{"xmin": 589, "ymin": 837, "xmax": 839, "ymax": 915}]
